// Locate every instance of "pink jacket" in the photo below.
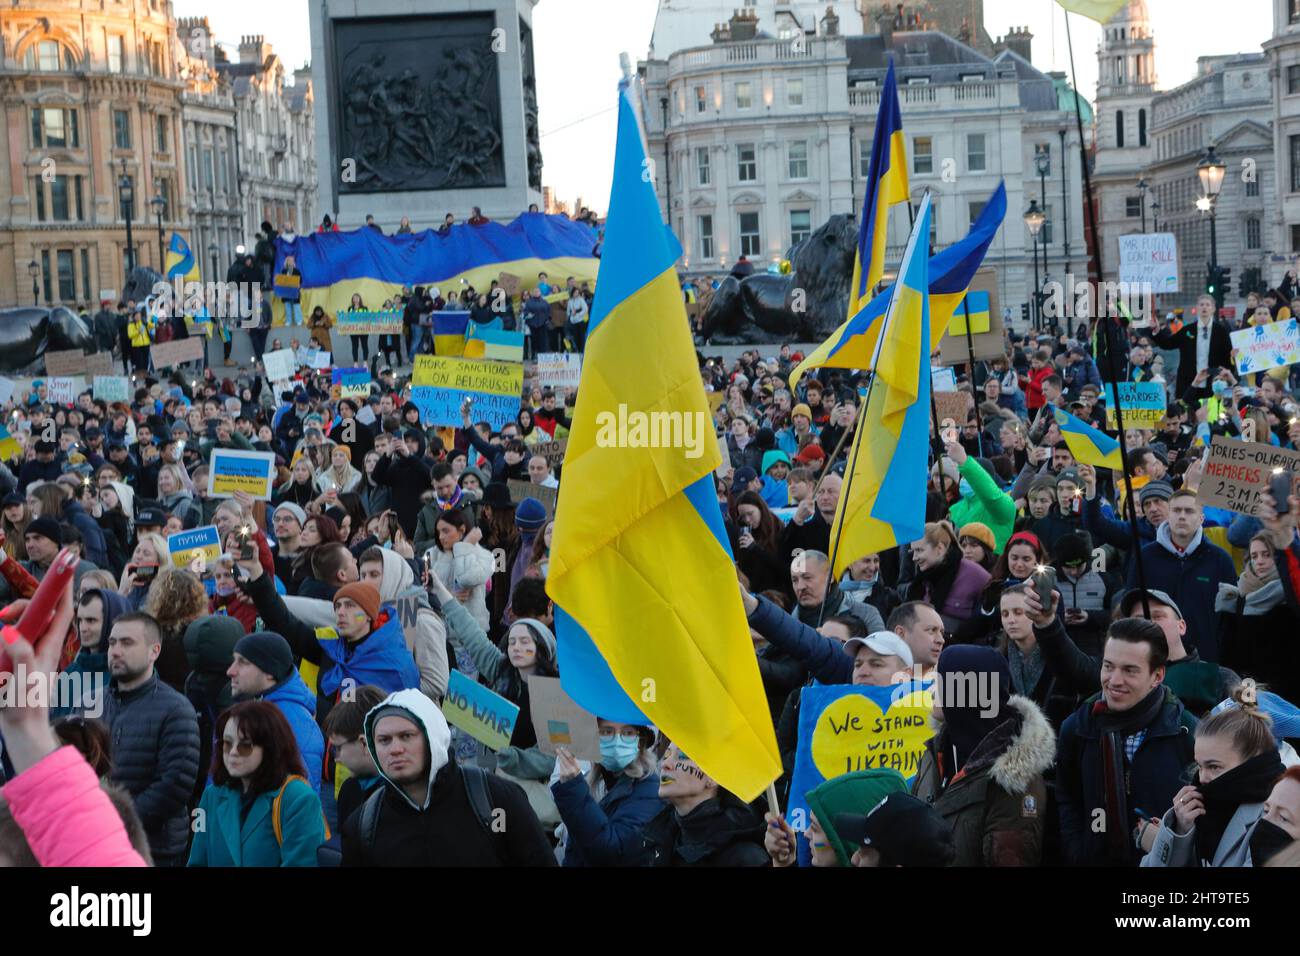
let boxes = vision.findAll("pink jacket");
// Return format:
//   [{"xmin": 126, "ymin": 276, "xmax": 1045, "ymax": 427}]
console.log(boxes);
[{"xmin": 3, "ymin": 745, "xmax": 148, "ymax": 866}]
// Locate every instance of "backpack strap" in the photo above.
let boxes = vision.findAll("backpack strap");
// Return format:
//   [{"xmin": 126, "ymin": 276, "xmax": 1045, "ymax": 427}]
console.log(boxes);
[
  {"xmin": 461, "ymin": 766, "xmax": 494, "ymax": 834},
  {"xmin": 273, "ymin": 774, "xmax": 332, "ymax": 847},
  {"xmin": 359, "ymin": 786, "xmax": 385, "ymax": 855}
]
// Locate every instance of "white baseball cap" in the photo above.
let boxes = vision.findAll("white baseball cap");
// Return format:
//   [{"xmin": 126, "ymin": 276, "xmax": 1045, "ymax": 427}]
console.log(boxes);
[{"xmin": 844, "ymin": 631, "xmax": 914, "ymax": 668}]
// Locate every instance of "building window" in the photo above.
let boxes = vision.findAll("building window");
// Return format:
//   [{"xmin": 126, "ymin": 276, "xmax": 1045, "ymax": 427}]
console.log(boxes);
[
  {"xmin": 108, "ymin": 36, "xmax": 124, "ymax": 73},
  {"xmin": 1034, "ymin": 144, "xmax": 1051, "ymax": 176},
  {"xmin": 1126, "ymin": 196, "xmax": 1142, "ymax": 218},
  {"xmin": 33, "ymin": 177, "xmax": 46, "ymax": 221},
  {"xmin": 1247, "ymin": 218, "xmax": 1261, "ymax": 250},
  {"xmin": 113, "ymin": 110, "xmax": 131, "ymax": 149},
  {"xmin": 56, "ymin": 250, "xmax": 75, "ymax": 302},
  {"xmin": 1292, "ymin": 224, "xmax": 1300, "ymax": 251},
  {"xmin": 156, "ymin": 116, "xmax": 169, "ymax": 153},
  {"xmin": 913, "ymin": 136, "xmax": 932, "ymax": 174},
  {"xmin": 1292, "ymin": 0, "xmax": 1300, "ymax": 23},
  {"xmin": 23, "ymin": 40, "xmax": 75, "ymax": 72},
  {"xmin": 156, "ymin": 179, "xmax": 171, "ymax": 220},
  {"xmin": 738, "ymin": 211, "xmax": 761, "ymax": 256},
  {"xmin": 788, "ymin": 140, "xmax": 808, "ymax": 179},
  {"xmin": 187, "ymin": 142, "xmax": 197, "ymax": 191},
  {"xmin": 696, "ymin": 147, "xmax": 710, "ymax": 186},
  {"xmin": 695, "ymin": 86, "xmax": 707, "ymax": 113},
  {"xmin": 736, "ymin": 82, "xmax": 752, "ymax": 110},
  {"xmin": 967, "ymin": 133, "xmax": 986, "ymax": 173},
  {"xmin": 75, "ymin": 175, "xmax": 84, "ymax": 220},
  {"xmin": 1116, "ymin": 110, "xmax": 1125, "ymax": 149},
  {"xmin": 1291, "ymin": 135, "xmax": 1300, "ymax": 192},
  {"xmin": 969, "ymin": 201, "xmax": 986, "ymax": 229},
  {"xmin": 790, "ymin": 209, "xmax": 812, "ymax": 245},
  {"xmin": 737, "ymin": 143, "xmax": 757, "ymax": 182},
  {"xmin": 50, "ymin": 176, "xmax": 70, "ymax": 221},
  {"xmin": 1247, "ymin": 176, "xmax": 1259, "ymax": 197},
  {"xmin": 697, "ymin": 214, "xmax": 714, "ymax": 259},
  {"xmin": 32, "ymin": 108, "xmax": 80, "ymax": 148},
  {"xmin": 786, "ymin": 78, "xmax": 804, "ymax": 107},
  {"xmin": 905, "ymin": 76, "xmax": 930, "ymax": 85},
  {"xmin": 859, "ymin": 138, "xmax": 872, "ymax": 178},
  {"xmin": 1138, "ymin": 108, "xmax": 1147, "ymax": 147},
  {"xmin": 203, "ymin": 147, "xmax": 215, "ymax": 190},
  {"xmin": 41, "ymin": 250, "xmax": 51, "ymax": 303}
]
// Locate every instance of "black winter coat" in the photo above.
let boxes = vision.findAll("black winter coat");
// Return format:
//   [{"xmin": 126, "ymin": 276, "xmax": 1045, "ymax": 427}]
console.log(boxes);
[
  {"xmin": 104, "ymin": 673, "xmax": 201, "ymax": 865},
  {"xmin": 642, "ymin": 796, "xmax": 769, "ymax": 867}
]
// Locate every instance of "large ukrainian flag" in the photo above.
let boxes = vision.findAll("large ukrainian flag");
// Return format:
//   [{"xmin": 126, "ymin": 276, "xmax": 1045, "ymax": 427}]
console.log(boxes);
[
  {"xmin": 547, "ymin": 85, "xmax": 780, "ymax": 802},
  {"xmin": 849, "ymin": 58, "xmax": 909, "ymax": 316},
  {"xmin": 164, "ymin": 232, "xmax": 200, "ymax": 285},
  {"xmin": 790, "ymin": 181, "xmax": 1007, "ymax": 389},
  {"xmin": 828, "ymin": 193, "xmax": 934, "ymax": 578}
]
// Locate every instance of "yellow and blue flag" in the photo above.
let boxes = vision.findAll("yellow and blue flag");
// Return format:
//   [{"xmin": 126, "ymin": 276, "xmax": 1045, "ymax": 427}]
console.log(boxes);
[
  {"xmin": 546, "ymin": 84, "xmax": 780, "ymax": 802},
  {"xmin": 1056, "ymin": 0, "xmax": 1130, "ymax": 23},
  {"xmin": 828, "ymin": 192, "xmax": 934, "ymax": 578},
  {"xmin": 164, "ymin": 232, "xmax": 200, "ymax": 285},
  {"xmin": 463, "ymin": 323, "xmax": 525, "ymax": 362},
  {"xmin": 433, "ymin": 311, "xmax": 470, "ymax": 356},
  {"xmin": 0, "ymin": 426, "xmax": 21, "ymax": 461},
  {"xmin": 950, "ymin": 290, "xmax": 990, "ymax": 335},
  {"xmin": 1053, "ymin": 407, "xmax": 1123, "ymax": 470},
  {"xmin": 791, "ymin": 181, "xmax": 1007, "ymax": 389},
  {"xmin": 849, "ymin": 58, "xmax": 910, "ymax": 316}
]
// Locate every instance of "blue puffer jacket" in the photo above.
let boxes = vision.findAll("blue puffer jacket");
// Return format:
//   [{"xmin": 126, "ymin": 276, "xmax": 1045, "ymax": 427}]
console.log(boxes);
[
  {"xmin": 262, "ymin": 671, "xmax": 325, "ymax": 794},
  {"xmin": 1125, "ymin": 525, "xmax": 1237, "ymax": 662},
  {"xmin": 747, "ymin": 593, "xmax": 854, "ymax": 684},
  {"xmin": 187, "ymin": 777, "xmax": 326, "ymax": 867},
  {"xmin": 62, "ymin": 498, "xmax": 108, "ymax": 569},
  {"xmin": 552, "ymin": 768, "xmax": 664, "ymax": 867}
]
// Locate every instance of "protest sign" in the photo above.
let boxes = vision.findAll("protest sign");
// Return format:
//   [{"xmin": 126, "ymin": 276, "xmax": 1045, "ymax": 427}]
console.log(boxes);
[
  {"xmin": 534, "ymin": 439, "xmax": 568, "ymax": 471},
  {"xmin": 356, "ymin": 404, "xmax": 376, "ymax": 426},
  {"xmin": 938, "ymin": 266, "xmax": 1002, "ymax": 365},
  {"xmin": 442, "ymin": 669, "xmax": 519, "ymax": 751},
  {"xmin": 498, "ymin": 272, "xmax": 521, "ymax": 299},
  {"xmin": 262, "ymin": 348, "xmax": 295, "ymax": 383},
  {"xmin": 1230, "ymin": 319, "xmax": 1300, "ymax": 375},
  {"xmin": 45, "ymin": 349, "xmax": 91, "ymax": 377},
  {"xmin": 930, "ymin": 391, "xmax": 969, "ymax": 435},
  {"xmin": 931, "ymin": 367, "xmax": 957, "ymax": 392},
  {"xmin": 1197, "ymin": 435, "xmax": 1300, "ymax": 516},
  {"xmin": 536, "ymin": 353, "xmax": 582, "ymax": 390},
  {"xmin": 788, "ymin": 683, "xmax": 932, "ymax": 836},
  {"xmin": 1103, "ymin": 381, "xmax": 1166, "ymax": 428},
  {"xmin": 410, "ymin": 355, "xmax": 523, "ymax": 430},
  {"xmin": 207, "ymin": 448, "xmax": 277, "ymax": 500},
  {"xmin": 93, "ymin": 376, "xmax": 131, "ymax": 403},
  {"xmin": 332, "ymin": 367, "xmax": 370, "ymax": 400},
  {"xmin": 1118, "ymin": 233, "xmax": 1180, "ymax": 292},
  {"xmin": 0, "ymin": 377, "xmax": 15, "ymax": 405},
  {"xmin": 335, "ymin": 309, "xmax": 403, "ymax": 335},
  {"xmin": 508, "ymin": 479, "xmax": 558, "ymax": 517},
  {"xmin": 85, "ymin": 351, "xmax": 114, "ymax": 375},
  {"xmin": 46, "ymin": 377, "xmax": 80, "ymax": 404},
  {"xmin": 167, "ymin": 526, "xmax": 222, "ymax": 571},
  {"xmin": 526, "ymin": 675, "xmax": 601, "ymax": 761},
  {"xmin": 715, "ymin": 432, "xmax": 732, "ymax": 479},
  {"xmin": 392, "ymin": 587, "xmax": 425, "ymax": 652},
  {"xmin": 707, "ymin": 391, "xmax": 725, "ymax": 415},
  {"xmin": 150, "ymin": 337, "xmax": 204, "ymax": 369}
]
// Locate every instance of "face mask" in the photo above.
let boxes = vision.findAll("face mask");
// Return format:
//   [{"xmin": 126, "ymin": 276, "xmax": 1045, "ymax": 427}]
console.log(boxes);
[
  {"xmin": 959, "ymin": 478, "xmax": 973, "ymax": 498},
  {"xmin": 215, "ymin": 582, "xmax": 238, "ymax": 597},
  {"xmin": 1248, "ymin": 818, "xmax": 1294, "ymax": 866},
  {"xmin": 599, "ymin": 735, "xmax": 640, "ymax": 772}
]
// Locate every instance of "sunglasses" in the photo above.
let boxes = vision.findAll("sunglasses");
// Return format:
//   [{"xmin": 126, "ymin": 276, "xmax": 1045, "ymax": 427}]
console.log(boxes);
[{"xmin": 221, "ymin": 738, "xmax": 257, "ymax": 756}]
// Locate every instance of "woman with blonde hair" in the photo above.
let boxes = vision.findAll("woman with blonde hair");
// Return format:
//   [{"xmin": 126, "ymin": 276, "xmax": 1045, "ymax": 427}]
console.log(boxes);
[
  {"xmin": 118, "ymin": 532, "xmax": 170, "ymax": 608},
  {"xmin": 903, "ymin": 520, "xmax": 992, "ymax": 643},
  {"xmin": 142, "ymin": 568, "xmax": 209, "ymax": 692},
  {"xmin": 157, "ymin": 462, "xmax": 200, "ymax": 528},
  {"xmin": 315, "ymin": 443, "xmax": 361, "ymax": 495}
]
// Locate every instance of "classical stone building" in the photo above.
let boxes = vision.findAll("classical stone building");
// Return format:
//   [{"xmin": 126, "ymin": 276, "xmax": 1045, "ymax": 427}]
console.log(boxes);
[
  {"xmin": 0, "ymin": 0, "xmax": 189, "ymax": 306},
  {"xmin": 1265, "ymin": 0, "xmax": 1300, "ymax": 279},
  {"xmin": 641, "ymin": 2, "xmax": 1089, "ymax": 327}
]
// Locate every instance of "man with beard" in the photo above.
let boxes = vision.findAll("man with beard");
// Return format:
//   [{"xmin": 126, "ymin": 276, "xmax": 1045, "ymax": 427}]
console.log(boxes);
[{"xmin": 102, "ymin": 612, "xmax": 200, "ymax": 867}]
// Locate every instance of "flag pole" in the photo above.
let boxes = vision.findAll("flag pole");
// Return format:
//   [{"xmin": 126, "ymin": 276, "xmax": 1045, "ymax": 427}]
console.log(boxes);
[
  {"xmin": 961, "ymin": 297, "xmax": 984, "ymax": 456},
  {"xmin": 1065, "ymin": 11, "xmax": 1150, "ymax": 605}
]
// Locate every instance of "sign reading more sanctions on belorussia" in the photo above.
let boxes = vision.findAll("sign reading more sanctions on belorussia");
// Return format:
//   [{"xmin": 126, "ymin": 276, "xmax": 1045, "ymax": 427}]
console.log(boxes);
[
  {"xmin": 335, "ymin": 309, "xmax": 403, "ymax": 335},
  {"xmin": 441, "ymin": 669, "xmax": 519, "ymax": 751},
  {"xmin": 1230, "ymin": 319, "xmax": 1300, "ymax": 375},
  {"xmin": 788, "ymin": 683, "xmax": 932, "ymax": 833},
  {"xmin": 167, "ymin": 526, "xmax": 222, "ymax": 571},
  {"xmin": 1196, "ymin": 435, "xmax": 1300, "ymax": 516},
  {"xmin": 1103, "ymin": 381, "xmax": 1166, "ymax": 428},
  {"xmin": 410, "ymin": 355, "xmax": 524, "ymax": 431},
  {"xmin": 207, "ymin": 448, "xmax": 277, "ymax": 501}
]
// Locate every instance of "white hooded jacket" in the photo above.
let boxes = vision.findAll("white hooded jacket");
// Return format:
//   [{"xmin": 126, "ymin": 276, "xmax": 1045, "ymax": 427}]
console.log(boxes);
[{"xmin": 363, "ymin": 688, "xmax": 452, "ymax": 811}]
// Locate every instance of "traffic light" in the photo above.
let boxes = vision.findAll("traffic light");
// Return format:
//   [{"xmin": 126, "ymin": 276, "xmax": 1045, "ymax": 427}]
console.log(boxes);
[
  {"xmin": 1206, "ymin": 264, "xmax": 1230, "ymax": 310},
  {"xmin": 1021, "ymin": 302, "xmax": 1030, "ymax": 326}
]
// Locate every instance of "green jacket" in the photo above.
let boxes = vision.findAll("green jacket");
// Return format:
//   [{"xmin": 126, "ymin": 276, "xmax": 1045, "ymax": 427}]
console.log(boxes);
[{"xmin": 947, "ymin": 456, "xmax": 1017, "ymax": 552}]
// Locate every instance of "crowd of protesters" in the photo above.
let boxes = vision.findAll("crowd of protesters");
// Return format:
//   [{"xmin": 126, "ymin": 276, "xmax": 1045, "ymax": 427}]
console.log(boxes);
[{"xmin": 1, "ymin": 282, "xmax": 1299, "ymax": 870}]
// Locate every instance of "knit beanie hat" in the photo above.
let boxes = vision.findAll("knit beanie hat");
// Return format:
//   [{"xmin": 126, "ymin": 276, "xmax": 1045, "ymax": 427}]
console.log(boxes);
[
  {"xmin": 334, "ymin": 581, "xmax": 382, "ymax": 623},
  {"xmin": 273, "ymin": 501, "xmax": 307, "ymax": 528},
  {"xmin": 232, "ymin": 631, "xmax": 295, "ymax": 683},
  {"xmin": 958, "ymin": 522, "xmax": 995, "ymax": 553},
  {"xmin": 25, "ymin": 516, "xmax": 63, "ymax": 545},
  {"xmin": 804, "ymin": 769, "xmax": 909, "ymax": 867},
  {"xmin": 515, "ymin": 497, "xmax": 548, "ymax": 531}
]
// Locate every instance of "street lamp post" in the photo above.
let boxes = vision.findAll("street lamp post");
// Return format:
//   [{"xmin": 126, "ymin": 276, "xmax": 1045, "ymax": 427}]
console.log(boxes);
[
  {"xmin": 27, "ymin": 260, "xmax": 40, "ymax": 306},
  {"xmin": 118, "ymin": 159, "xmax": 135, "ymax": 279},
  {"xmin": 1035, "ymin": 146, "xmax": 1051, "ymax": 331},
  {"xmin": 1137, "ymin": 177, "xmax": 1149, "ymax": 233},
  {"xmin": 1197, "ymin": 145, "xmax": 1226, "ymax": 307},
  {"xmin": 1024, "ymin": 200, "xmax": 1046, "ymax": 331},
  {"xmin": 151, "ymin": 191, "xmax": 167, "ymax": 272},
  {"xmin": 1151, "ymin": 199, "xmax": 1160, "ymax": 232}
]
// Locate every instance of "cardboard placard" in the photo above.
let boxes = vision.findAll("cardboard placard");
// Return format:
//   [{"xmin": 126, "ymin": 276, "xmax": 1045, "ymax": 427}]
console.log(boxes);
[
  {"xmin": 549, "ymin": 300, "xmax": 567, "ymax": 329},
  {"xmin": 533, "ymin": 439, "xmax": 568, "ymax": 471},
  {"xmin": 526, "ymin": 675, "xmax": 601, "ymax": 761},
  {"xmin": 938, "ymin": 266, "xmax": 1003, "ymax": 366},
  {"xmin": 262, "ymin": 348, "xmax": 296, "ymax": 382},
  {"xmin": 45, "ymin": 349, "xmax": 105, "ymax": 377},
  {"xmin": 498, "ymin": 272, "xmax": 521, "ymax": 299},
  {"xmin": 930, "ymin": 391, "xmax": 970, "ymax": 435},
  {"xmin": 93, "ymin": 375, "xmax": 131, "ymax": 403},
  {"xmin": 207, "ymin": 448, "xmax": 277, "ymax": 501},
  {"xmin": 536, "ymin": 353, "xmax": 582, "ymax": 390},
  {"xmin": 441, "ymin": 669, "xmax": 519, "ymax": 751},
  {"xmin": 1103, "ymin": 381, "xmax": 1167, "ymax": 428},
  {"xmin": 46, "ymin": 377, "xmax": 81, "ymax": 404},
  {"xmin": 393, "ymin": 587, "xmax": 425, "ymax": 654},
  {"xmin": 332, "ymin": 367, "xmax": 370, "ymax": 400},
  {"xmin": 715, "ymin": 431, "xmax": 733, "ymax": 479},
  {"xmin": 1196, "ymin": 435, "xmax": 1300, "ymax": 517},
  {"xmin": 507, "ymin": 479, "xmax": 558, "ymax": 517},
  {"xmin": 150, "ymin": 336, "xmax": 205, "ymax": 369}
]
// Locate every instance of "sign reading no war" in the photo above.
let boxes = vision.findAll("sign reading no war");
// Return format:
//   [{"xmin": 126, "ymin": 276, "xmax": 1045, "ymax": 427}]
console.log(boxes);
[
  {"xmin": 441, "ymin": 669, "xmax": 519, "ymax": 752},
  {"xmin": 207, "ymin": 448, "xmax": 277, "ymax": 501}
]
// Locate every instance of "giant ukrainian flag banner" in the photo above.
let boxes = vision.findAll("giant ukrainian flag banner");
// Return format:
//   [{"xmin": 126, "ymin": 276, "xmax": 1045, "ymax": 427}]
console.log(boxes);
[
  {"xmin": 828, "ymin": 193, "xmax": 935, "ymax": 579},
  {"xmin": 849, "ymin": 58, "xmax": 909, "ymax": 316},
  {"xmin": 790, "ymin": 181, "xmax": 1007, "ymax": 389},
  {"xmin": 270, "ymin": 214, "xmax": 599, "ymax": 323},
  {"xmin": 547, "ymin": 85, "xmax": 781, "ymax": 802}
]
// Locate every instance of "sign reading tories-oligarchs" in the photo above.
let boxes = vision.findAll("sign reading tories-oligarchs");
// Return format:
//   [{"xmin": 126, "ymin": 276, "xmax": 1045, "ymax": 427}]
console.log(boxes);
[
  {"xmin": 1118, "ymin": 233, "xmax": 1179, "ymax": 292},
  {"xmin": 410, "ymin": 355, "xmax": 524, "ymax": 430},
  {"xmin": 1196, "ymin": 435, "xmax": 1300, "ymax": 516}
]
